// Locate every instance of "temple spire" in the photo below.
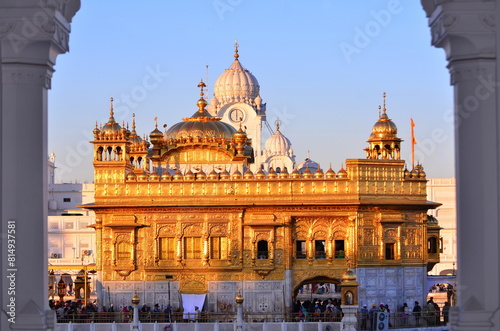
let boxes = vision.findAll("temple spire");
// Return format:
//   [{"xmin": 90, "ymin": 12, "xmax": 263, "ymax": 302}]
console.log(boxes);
[{"xmin": 234, "ymin": 39, "xmax": 239, "ymax": 59}]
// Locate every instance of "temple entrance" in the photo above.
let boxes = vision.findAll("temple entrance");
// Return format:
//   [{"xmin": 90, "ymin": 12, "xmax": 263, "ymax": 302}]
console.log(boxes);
[{"xmin": 293, "ymin": 276, "xmax": 342, "ymax": 304}]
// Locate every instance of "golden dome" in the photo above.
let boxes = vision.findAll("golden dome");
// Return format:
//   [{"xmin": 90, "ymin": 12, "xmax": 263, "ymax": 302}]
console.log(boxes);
[
  {"xmin": 313, "ymin": 167, "xmax": 324, "ymax": 179},
  {"xmin": 165, "ymin": 82, "xmax": 237, "ymax": 141},
  {"xmin": 244, "ymin": 169, "xmax": 254, "ymax": 179},
  {"xmin": 161, "ymin": 171, "xmax": 172, "ymax": 181},
  {"xmin": 279, "ymin": 167, "xmax": 289, "ymax": 179},
  {"xmin": 337, "ymin": 166, "xmax": 348, "ymax": 179},
  {"xmin": 369, "ymin": 109, "xmax": 398, "ymax": 140},
  {"xmin": 185, "ymin": 168, "xmax": 195, "ymax": 181},
  {"xmin": 291, "ymin": 169, "xmax": 301, "ymax": 179},
  {"xmin": 126, "ymin": 171, "xmax": 137, "ymax": 181},
  {"xmin": 325, "ymin": 166, "xmax": 336, "ymax": 179},
  {"xmin": 235, "ymin": 292, "xmax": 244, "ymax": 305},
  {"xmin": 129, "ymin": 114, "xmax": 143, "ymax": 146},
  {"xmin": 173, "ymin": 169, "xmax": 184, "ymax": 181},
  {"xmin": 208, "ymin": 169, "xmax": 219, "ymax": 180},
  {"xmin": 102, "ymin": 98, "xmax": 122, "ymax": 135},
  {"xmin": 220, "ymin": 169, "xmax": 230, "ymax": 180},
  {"xmin": 342, "ymin": 269, "xmax": 357, "ymax": 282},
  {"xmin": 150, "ymin": 171, "xmax": 160, "ymax": 181},
  {"xmin": 231, "ymin": 169, "xmax": 242, "ymax": 180},
  {"xmin": 196, "ymin": 169, "xmax": 207, "ymax": 180},
  {"xmin": 368, "ymin": 94, "xmax": 398, "ymax": 141},
  {"xmin": 256, "ymin": 168, "xmax": 266, "ymax": 179},
  {"xmin": 131, "ymin": 293, "xmax": 140, "ymax": 306},
  {"xmin": 268, "ymin": 168, "xmax": 277, "ymax": 179}
]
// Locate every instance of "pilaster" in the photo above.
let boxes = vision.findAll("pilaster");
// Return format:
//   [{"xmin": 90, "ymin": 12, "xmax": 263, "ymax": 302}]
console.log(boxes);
[
  {"xmin": 422, "ymin": 1, "xmax": 500, "ymax": 330},
  {"xmin": 0, "ymin": 1, "xmax": 80, "ymax": 330}
]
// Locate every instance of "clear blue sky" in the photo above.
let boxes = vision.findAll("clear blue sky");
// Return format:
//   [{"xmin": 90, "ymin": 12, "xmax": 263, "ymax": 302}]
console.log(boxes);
[{"xmin": 49, "ymin": 1, "xmax": 454, "ymax": 183}]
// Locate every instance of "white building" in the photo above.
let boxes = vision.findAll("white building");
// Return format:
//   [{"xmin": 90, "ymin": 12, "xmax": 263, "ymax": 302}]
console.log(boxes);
[{"xmin": 426, "ymin": 178, "xmax": 457, "ymax": 277}]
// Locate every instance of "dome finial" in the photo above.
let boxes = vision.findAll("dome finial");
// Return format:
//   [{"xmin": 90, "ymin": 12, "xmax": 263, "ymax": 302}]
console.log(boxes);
[
  {"xmin": 109, "ymin": 97, "xmax": 114, "ymax": 117},
  {"xmin": 234, "ymin": 39, "xmax": 239, "ymax": 59},
  {"xmin": 382, "ymin": 91, "xmax": 387, "ymax": 114},
  {"xmin": 132, "ymin": 113, "xmax": 136, "ymax": 131},
  {"xmin": 154, "ymin": 116, "xmax": 158, "ymax": 129},
  {"xmin": 275, "ymin": 118, "xmax": 281, "ymax": 131},
  {"xmin": 197, "ymin": 80, "xmax": 208, "ymax": 112}
]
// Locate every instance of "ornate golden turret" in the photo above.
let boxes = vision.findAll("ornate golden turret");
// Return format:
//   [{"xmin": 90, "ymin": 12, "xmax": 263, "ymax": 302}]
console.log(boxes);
[{"xmin": 365, "ymin": 92, "xmax": 402, "ymax": 160}]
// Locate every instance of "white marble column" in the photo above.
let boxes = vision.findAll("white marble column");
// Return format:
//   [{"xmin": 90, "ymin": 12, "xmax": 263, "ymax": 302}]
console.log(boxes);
[
  {"xmin": 422, "ymin": 1, "xmax": 500, "ymax": 330},
  {"xmin": 0, "ymin": 1, "xmax": 80, "ymax": 330}
]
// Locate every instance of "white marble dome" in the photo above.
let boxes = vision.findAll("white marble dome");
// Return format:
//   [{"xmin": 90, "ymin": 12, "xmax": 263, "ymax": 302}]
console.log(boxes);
[
  {"xmin": 264, "ymin": 127, "xmax": 292, "ymax": 156},
  {"xmin": 296, "ymin": 157, "xmax": 320, "ymax": 174},
  {"xmin": 213, "ymin": 54, "xmax": 260, "ymax": 104}
]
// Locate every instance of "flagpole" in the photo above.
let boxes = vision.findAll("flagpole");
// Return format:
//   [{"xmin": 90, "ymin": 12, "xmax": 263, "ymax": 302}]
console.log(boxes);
[{"xmin": 410, "ymin": 118, "xmax": 416, "ymax": 169}]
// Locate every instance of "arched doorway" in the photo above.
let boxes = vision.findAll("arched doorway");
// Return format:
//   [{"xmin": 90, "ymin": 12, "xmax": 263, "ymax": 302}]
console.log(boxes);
[{"xmin": 293, "ymin": 276, "xmax": 342, "ymax": 305}]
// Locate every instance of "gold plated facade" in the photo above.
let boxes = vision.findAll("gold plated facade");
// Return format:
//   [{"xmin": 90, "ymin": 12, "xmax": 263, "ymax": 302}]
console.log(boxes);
[{"xmin": 86, "ymin": 90, "xmax": 440, "ymax": 312}]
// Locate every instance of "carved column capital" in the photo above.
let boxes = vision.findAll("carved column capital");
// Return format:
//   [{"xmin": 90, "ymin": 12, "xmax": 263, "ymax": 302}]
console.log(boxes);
[
  {"xmin": 0, "ymin": 0, "xmax": 80, "ymax": 67},
  {"xmin": 422, "ymin": 0, "xmax": 496, "ymax": 62}
]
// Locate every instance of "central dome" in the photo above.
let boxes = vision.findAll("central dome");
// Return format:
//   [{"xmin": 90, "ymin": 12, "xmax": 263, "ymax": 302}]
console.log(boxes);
[
  {"xmin": 213, "ymin": 44, "xmax": 260, "ymax": 103},
  {"xmin": 165, "ymin": 82, "xmax": 237, "ymax": 140}
]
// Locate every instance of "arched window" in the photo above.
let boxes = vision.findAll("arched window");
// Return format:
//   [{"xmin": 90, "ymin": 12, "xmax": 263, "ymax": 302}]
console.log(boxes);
[{"xmin": 257, "ymin": 240, "xmax": 268, "ymax": 259}]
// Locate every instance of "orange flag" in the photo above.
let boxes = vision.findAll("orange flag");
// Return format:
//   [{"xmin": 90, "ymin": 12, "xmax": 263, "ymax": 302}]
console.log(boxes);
[{"xmin": 410, "ymin": 118, "xmax": 416, "ymax": 169}]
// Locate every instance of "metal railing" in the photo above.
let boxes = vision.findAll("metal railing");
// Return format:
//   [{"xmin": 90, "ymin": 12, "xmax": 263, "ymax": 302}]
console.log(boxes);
[
  {"xmin": 56, "ymin": 310, "xmax": 448, "ymax": 328},
  {"xmin": 56, "ymin": 311, "xmax": 343, "ymax": 324},
  {"xmin": 356, "ymin": 311, "xmax": 449, "ymax": 330}
]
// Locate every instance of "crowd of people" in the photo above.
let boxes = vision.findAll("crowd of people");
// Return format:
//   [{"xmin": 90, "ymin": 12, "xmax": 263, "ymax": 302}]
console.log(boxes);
[
  {"xmin": 293, "ymin": 298, "xmax": 343, "ymax": 322},
  {"xmin": 357, "ymin": 298, "xmax": 451, "ymax": 330}
]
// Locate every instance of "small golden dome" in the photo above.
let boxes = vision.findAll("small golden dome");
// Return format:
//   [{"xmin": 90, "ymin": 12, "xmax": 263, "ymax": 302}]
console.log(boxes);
[
  {"xmin": 102, "ymin": 98, "xmax": 122, "ymax": 135},
  {"xmin": 196, "ymin": 169, "xmax": 207, "ymax": 180},
  {"xmin": 313, "ymin": 167, "xmax": 324, "ymax": 179},
  {"xmin": 256, "ymin": 168, "xmax": 266, "ymax": 180},
  {"xmin": 161, "ymin": 171, "xmax": 172, "ymax": 181},
  {"xmin": 173, "ymin": 169, "xmax": 184, "ymax": 181},
  {"xmin": 129, "ymin": 114, "xmax": 144, "ymax": 147},
  {"xmin": 131, "ymin": 293, "xmax": 140, "ymax": 306},
  {"xmin": 185, "ymin": 169, "xmax": 195, "ymax": 181},
  {"xmin": 150, "ymin": 171, "xmax": 160, "ymax": 181},
  {"xmin": 268, "ymin": 168, "xmax": 277, "ymax": 179},
  {"xmin": 137, "ymin": 171, "xmax": 149, "ymax": 181},
  {"xmin": 291, "ymin": 169, "xmax": 301, "ymax": 179},
  {"xmin": 342, "ymin": 269, "xmax": 357, "ymax": 282},
  {"xmin": 302, "ymin": 167, "xmax": 313, "ymax": 179},
  {"xmin": 232, "ymin": 169, "xmax": 242, "ymax": 180},
  {"xmin": 208, "ymin": 169, "xmax": 219, "ymax": 180},
  {"xmin": 368, "ymin": 94, "xmax": 398, "ymax": 140},
  {"xmin": 126, "ymin": 171, "xmax": 137, "ymax": 181},
  {"xmin": 235, "ymin": 291, "xmax": 244, "ymax": 305},
  {"xmin": 325, "ymin": 166, "xmax": 336, "ymax": 179},
  {"xmin": 243, "ymin": 169, "xmax": 254, "ymax": 179},
  {"xmin": 279, "ymin": 167, "xmax": 289, "ymax": 179},
  {"xmin": 337, "ymin": 166, "xmax": 348, "ymax": 179},
  {"xmin": 220, "ymin": 169, "xmax": 230, "ymax": 180}
]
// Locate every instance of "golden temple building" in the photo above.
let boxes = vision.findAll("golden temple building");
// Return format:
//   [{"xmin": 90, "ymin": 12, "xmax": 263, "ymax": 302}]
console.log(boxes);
[{"xmin": 85, "ymin": 45, "xmax": 440, "ymax": 314}]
